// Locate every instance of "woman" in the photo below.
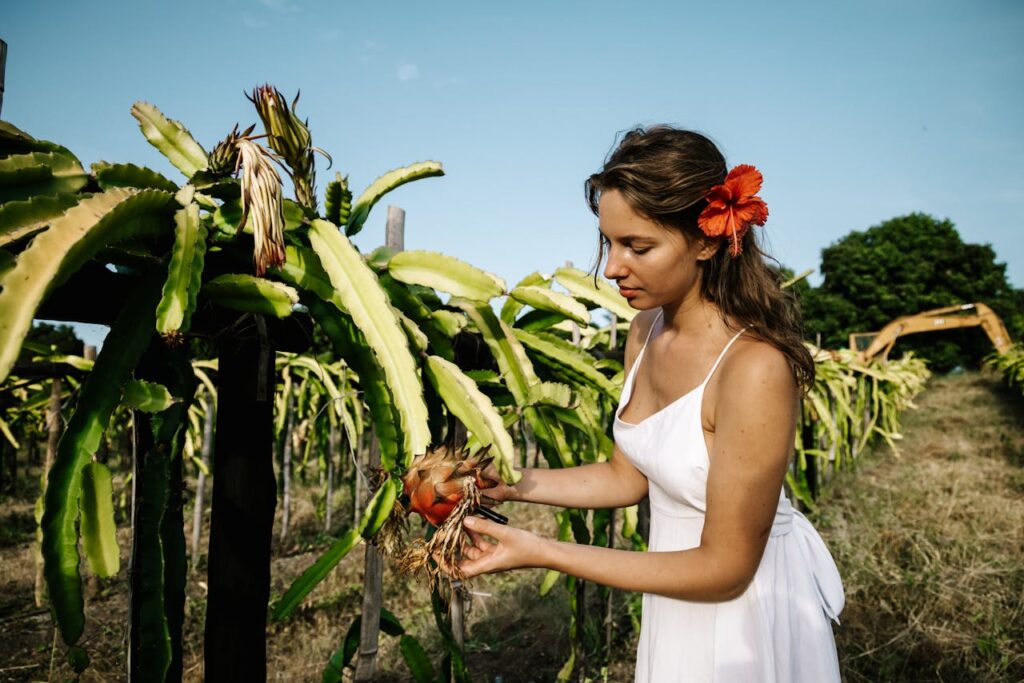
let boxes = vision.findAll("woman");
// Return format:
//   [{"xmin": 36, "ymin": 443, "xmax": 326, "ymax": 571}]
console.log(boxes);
[{"xmin": 462, "ymin": 126, "xmax": 844, "ymax": 682}]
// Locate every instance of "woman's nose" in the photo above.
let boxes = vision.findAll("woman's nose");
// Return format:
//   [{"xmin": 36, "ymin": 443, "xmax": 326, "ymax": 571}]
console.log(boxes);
[{"xmin": 603, "ymin": 250, "xmax": 627, "ymax": 281}]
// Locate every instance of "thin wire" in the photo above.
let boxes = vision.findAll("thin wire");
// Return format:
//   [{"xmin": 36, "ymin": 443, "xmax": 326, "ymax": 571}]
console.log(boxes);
[
  {"xmin": 296, "ymin": 313, "xmax": 377, "ymax": 488},
  {"xmin": 310, "ymin": 394, "xmax": 372, "ymax": 489}
]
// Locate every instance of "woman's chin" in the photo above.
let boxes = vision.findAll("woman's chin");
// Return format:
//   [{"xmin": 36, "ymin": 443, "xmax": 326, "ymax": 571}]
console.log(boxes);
[{"xmin": 626, "ymin": 297, "xmax": 659, "ymax": 311}]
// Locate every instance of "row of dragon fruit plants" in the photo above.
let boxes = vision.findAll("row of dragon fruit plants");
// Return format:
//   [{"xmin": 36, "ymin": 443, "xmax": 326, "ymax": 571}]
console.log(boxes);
[{"xmin": 0, "ymin": 85, "xmax": 930, "ymax": 680}]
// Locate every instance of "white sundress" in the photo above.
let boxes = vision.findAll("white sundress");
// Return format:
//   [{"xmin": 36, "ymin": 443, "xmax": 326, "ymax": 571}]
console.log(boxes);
[{"xmin": 613, "ymin": 312, "xmax": 844, "ymax": 683}]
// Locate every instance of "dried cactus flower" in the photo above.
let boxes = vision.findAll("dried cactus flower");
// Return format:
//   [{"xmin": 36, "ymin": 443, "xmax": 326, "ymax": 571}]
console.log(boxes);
[
  {"xmin": 372, "ymin": 494, "xmax": 409, "ymax": 559},
  {"xmin": 248, "ymin": 84, "xmax": 317, "ymax": 210},
  {"xmin": 235, "ymin": 138, "xmax": 286, "ymax": 276}
]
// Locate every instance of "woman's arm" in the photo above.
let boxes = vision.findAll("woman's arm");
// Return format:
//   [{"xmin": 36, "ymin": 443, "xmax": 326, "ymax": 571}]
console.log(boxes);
[
  {"xmin": 495, "ymin": 446, "xmax": 648, "ymax": 509},
  {"xmin": 462, "ymin": 342, "xmax": 797, "ymax": 602},
  {"xmin": 482, "ymin": 309, "xmax": 658, "ymax": 510}
]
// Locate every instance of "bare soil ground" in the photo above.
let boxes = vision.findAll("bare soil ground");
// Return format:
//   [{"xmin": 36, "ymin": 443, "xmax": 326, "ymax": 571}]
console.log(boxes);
[{"xmin": 1, "ymin": 371, "xmax": 1021, "ymax": 682}]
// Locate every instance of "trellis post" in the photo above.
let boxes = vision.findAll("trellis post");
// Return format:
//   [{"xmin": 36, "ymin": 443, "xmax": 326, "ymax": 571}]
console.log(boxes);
[
  {"xmin": 204, "ymin": 316, "xmax": 277, "ymax": 681},
  {"xmin": 354, "ymin": 205, "xmax": 405, "ymax": 681}
]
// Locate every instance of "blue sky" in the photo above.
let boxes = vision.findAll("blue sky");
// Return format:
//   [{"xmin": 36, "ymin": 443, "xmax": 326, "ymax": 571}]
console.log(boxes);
[{"xmin": 5, "ymin": 1, "xmax": 1023, "ymax": 347}]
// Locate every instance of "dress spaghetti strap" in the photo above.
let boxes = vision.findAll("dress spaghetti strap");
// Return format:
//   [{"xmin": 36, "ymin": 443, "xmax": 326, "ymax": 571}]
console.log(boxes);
[
  {"xmin": 699, "ymin": 327, "xmax": 746, "ymax": 387},
  {"xmin": 639, "ymin": 310, "xmax": 664, "ymax": 351}
]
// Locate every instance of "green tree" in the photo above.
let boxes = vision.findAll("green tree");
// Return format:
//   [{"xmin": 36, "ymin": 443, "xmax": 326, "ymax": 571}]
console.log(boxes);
[
  {"xmin": 19, "ymin": 322, "xmax": 84, "ymax": 360},
  {"xmin": 800, "ymin": 213, "xmax": 1022, "ymax": 371}
]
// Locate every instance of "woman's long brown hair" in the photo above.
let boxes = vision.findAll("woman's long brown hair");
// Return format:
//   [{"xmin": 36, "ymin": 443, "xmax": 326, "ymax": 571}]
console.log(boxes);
[{"xmin": 586, "ymin": 125, "xmax": 815, "ymax": 391}]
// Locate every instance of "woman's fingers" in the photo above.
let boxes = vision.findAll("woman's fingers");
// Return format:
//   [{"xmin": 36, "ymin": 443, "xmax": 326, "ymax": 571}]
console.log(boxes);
[
  {"xmin": 459, "ymin": 517, "xmax": 507, "ymax": 577},
  {"xmin": 477, "ymin": 462, "xmax": 516, "ymax": 502},
  {"xmin": 459, "ymin": 516, "xmax": 543, "ymax": 578},
  {"xmin": 459, "ymin": 560, "xmax": 482, "ymax": 579},
  {"xmin": 480, "ymin": 461, "xmax": 502, "ymax": 484},
  {"xmin": 465, "ymin": 528, "xmax": 491, "ymax": 551},
  {"xmin": 459, "ymin": 546, "xmax": 501, "ymax": 578},
  {"xmin": 464, "ymin": 514, "xmax": 506, "ymax": 540}
]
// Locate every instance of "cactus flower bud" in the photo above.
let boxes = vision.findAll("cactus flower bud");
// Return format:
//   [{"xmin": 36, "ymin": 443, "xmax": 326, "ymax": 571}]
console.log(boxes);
[
  {"xmin": 248, "ymin": 84, "xmax": 317, "ymax": 210},
  {"xmin": 207, "ymin": 123, "xmax": 254, "ymax": 178}
]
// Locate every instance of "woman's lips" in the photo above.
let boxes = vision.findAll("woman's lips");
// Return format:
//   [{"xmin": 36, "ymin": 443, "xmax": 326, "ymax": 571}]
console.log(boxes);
[{"xmin": 618, "ymin": 286, "xmax": 640, "ymax": 298}]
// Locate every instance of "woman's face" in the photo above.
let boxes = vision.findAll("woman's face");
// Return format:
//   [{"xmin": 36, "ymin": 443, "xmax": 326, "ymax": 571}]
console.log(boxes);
[{"xmin": 599, "ymin": 189, "xmax": 713, "ymax": 310}]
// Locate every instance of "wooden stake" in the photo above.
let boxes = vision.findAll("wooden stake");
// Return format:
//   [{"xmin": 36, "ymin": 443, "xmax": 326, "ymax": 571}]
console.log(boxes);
[
  {"xmin": 325, "ymin": 418, "xmax": 338, "ymax": 532},
  {"xmin": 574, "ymin": 578, "xmax": 587, "ymax": 682},
  {"xmin": 204, "ymin": 316, "xmax": 276, "ymax": 681},
  {"xmin": 191, "ymin": 397, "xmax": 214, "ymax": 571},
  {"xmin": 279, "ymin": 392, "xmax": 295, "ymax": 542},
  {"xmin": 354, "ymin": 436, "xmax": 383, "ymax": 681},
  {"xmin": 355, "ymin": 205, "xmax": 405, "ymax": 681}
]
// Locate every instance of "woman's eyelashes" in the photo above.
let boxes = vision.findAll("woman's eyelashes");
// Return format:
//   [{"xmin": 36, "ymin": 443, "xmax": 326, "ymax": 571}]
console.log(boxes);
[{"xmin": 600, "ymin": 231, "xmax": 652, "ymax": 256}]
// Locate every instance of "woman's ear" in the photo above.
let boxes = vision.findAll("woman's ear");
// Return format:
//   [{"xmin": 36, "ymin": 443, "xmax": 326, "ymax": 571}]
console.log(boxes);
[{"xmin": 696, "ymin": 236, "xmax": 721, "ymax": 261}]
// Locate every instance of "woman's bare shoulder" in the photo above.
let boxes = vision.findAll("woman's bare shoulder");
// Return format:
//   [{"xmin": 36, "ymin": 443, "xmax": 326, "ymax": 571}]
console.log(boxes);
[{"xmin": 716, "ymin": 334, "xmax": 796, "ymax": 399}]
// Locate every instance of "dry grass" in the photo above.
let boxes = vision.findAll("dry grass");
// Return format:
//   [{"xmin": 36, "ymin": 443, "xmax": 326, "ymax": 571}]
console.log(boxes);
[
  {"xmin": 1, "ymin": 371, "xmax": 1022, "ymax": 682},
  {"xmin": 816, "ymin": 371, "xmax": 1024, "ymax": 682}
]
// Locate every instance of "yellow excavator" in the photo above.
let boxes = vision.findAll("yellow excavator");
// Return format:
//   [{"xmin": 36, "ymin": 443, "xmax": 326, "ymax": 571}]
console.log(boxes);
[{"xmin": 849, "ymin": 303, "xmax": 1013, "ymax": 363}]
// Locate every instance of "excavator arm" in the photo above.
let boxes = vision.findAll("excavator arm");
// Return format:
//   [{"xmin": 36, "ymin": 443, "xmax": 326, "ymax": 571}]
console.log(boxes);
[{"xmin": 849, "ymin": 303, "xmax": 1012, "ymax": 363}]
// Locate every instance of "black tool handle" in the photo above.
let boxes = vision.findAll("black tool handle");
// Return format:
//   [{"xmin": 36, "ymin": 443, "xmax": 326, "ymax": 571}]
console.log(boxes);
[{"xmin": 474, "ymin": 506, "xmax": 508, "ymax": 525}]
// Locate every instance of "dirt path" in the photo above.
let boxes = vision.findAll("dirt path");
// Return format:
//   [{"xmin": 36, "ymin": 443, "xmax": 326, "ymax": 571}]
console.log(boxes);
[{"xmin": 817, "ymin": 372, "xmax": 1024, "ymax": 682}]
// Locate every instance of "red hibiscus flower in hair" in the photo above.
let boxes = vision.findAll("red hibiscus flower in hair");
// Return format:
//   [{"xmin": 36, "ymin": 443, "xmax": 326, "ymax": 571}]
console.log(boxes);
[{"xmin": 697, "ymin": 164, "xmax": 769, "ymax": 256}]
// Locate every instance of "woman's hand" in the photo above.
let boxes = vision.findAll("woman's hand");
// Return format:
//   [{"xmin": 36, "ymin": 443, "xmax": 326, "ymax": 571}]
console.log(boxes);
[
  {"xmin": 477, "ymin": 462, "xmax": 518, "ymax": 504},
  {"xmin": 459, "ymin": 515, "xmax": 547, "ymax": 578}
]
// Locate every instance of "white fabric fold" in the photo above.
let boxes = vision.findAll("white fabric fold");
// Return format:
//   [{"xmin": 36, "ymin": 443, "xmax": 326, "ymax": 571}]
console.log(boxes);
[{"xmin": 792, "ymin": 509, "xmax": 845, "ymax": 623}]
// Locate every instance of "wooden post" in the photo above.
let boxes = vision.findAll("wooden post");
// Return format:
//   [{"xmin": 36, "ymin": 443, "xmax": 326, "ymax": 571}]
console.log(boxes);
[
  {"xmin": 828, "ymin": 396, "xmax": 838, "ymax": 479},
  {"xmin": 575, "ymin": 578, "xmax": 587, "ymax": 683},
  {"xmin": 803, "ymin": 412, "xmax": 819, "ymax": 505},
  {"xmin": 204, "ymin": 316, "xmax": 276, "ymax": 681},
  {"xmin": 191, "ymin": 397, "xmax": 214, "ymax": 571},
  {"xmin": 325, "ymin": 417, "xmax": 338, "ymax": 532},
  {"xmin": 354, "ymin": 205, "xmax": 404, "ymax": 681},
  {"xmin": 604, "ymin": 508, "xmax": 615, "ymax": 662},
  {"xmin": 280, "ymin": 392, "xmax": 295, "ymax": 542},
  {"xmin": 385, "ymin": 205, "xmax": 405, "ymax": 251},
  {"xmin": 354, "ymin": 434, "xmax": 384, "ymax": 681}
]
